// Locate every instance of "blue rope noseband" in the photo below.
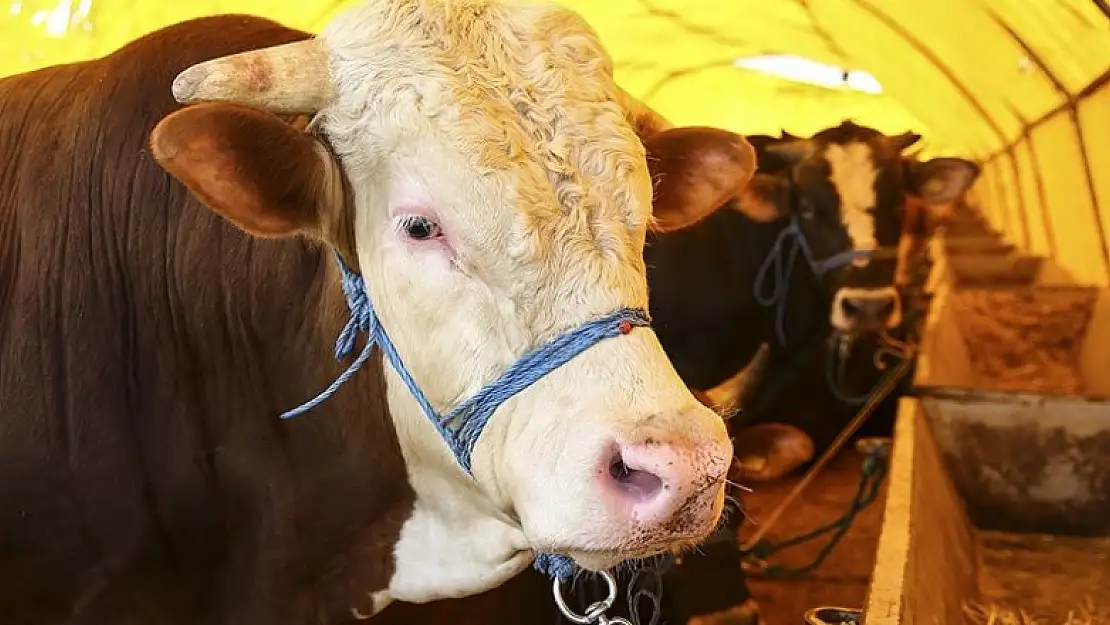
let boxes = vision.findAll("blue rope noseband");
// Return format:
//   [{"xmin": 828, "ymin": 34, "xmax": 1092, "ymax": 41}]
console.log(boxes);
[
  {"xmin": 753, "ymin": 215, "xmax": 870, "ymax": 346},
  {"xmin": 281, "ymin": 251, "xmax": 651, "ymax": 580}
]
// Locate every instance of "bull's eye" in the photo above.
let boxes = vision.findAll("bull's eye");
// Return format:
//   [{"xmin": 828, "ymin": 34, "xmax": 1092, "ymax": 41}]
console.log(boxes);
[{"xmin": 399, "ymin": 215, "xmax": 441, "ymax": 240}]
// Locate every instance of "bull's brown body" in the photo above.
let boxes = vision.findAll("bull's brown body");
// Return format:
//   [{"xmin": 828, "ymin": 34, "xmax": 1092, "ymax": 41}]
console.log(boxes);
[{"xmin": 0, "ymin": 16, "xmax": 415, "ymax": 624}]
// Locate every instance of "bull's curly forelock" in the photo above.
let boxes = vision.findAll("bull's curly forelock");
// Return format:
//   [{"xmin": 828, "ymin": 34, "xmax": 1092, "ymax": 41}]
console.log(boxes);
[{"xmin": 320, "ymin": 0, "xmax": 651, "ymax": 260}]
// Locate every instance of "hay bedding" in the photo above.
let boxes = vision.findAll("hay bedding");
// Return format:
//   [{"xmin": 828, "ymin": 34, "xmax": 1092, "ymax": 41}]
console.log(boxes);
[
  {"xmin": 963, "ymin": 531, "xmax": 1110, "ymax": 625},
  {"xmin": 951, "ymin": 288, "xmax": 1097, "ymax": 394},
  {"xmin": 964, "ymin": 600, "xmax": 1109, "ymax": 625}
]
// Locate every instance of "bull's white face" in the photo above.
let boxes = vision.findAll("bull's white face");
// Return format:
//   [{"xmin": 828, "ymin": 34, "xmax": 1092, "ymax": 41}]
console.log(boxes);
[{"xmin": 153, "ymin": 0, "xmax": 736, "ymax": 610}]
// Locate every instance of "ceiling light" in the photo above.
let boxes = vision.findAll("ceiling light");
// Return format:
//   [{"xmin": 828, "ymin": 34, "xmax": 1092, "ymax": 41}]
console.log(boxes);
[{"xmin": 733, "ymin": 54, "xmax": 883, "ymax": 95}]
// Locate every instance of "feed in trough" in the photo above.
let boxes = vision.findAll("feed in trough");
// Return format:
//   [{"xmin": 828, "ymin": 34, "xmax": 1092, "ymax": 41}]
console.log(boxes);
[
  {"xmin": 961, "ymin": 530, "xmax": 1110, "ymax": 625},
  {"xmin": 951, "ymin": 287, "xmax": 1097, "ymax": 394}
]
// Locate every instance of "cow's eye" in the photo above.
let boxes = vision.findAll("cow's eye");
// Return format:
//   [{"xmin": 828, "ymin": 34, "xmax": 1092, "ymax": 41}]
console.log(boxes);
[
  {"xmin": 799, "ymin": 198, "xmax": 816, "ymax": 220},
  {"xmin": 399, "ymin": 215, "xmax": 441, "ymax": 240}
]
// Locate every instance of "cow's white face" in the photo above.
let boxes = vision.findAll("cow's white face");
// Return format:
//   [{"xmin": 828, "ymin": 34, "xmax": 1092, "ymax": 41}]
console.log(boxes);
[{"xmin": 152, "ymin": 0, "xmax": 751, "ymax": 609}]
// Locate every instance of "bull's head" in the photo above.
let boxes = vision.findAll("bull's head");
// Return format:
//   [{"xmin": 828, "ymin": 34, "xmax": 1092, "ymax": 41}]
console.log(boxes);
[{"xmin": 148, "ymin": 0, "xmax": 754, "ymax": 606}]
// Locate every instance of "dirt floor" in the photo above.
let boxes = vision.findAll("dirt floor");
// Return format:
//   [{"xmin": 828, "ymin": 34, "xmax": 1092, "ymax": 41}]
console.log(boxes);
[{"xmin": 737, "ymin": 448, "xmax": 888, "ymax": 625}]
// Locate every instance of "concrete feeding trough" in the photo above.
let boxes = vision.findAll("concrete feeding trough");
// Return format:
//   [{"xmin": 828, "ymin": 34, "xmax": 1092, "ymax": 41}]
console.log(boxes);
[
  {"xmin": 918, "ymin": 268, "xmax": 1110, "ymax": 397},
  {"xmin": 864, "ymin": 399, "xmax": 1110, "ymax": 625},
  {"xmin": 925, "ymin": 233, "xmax": 1077, "ymax": 293},
  {"xmin": 862, "ymin": 276, "xmax": 1110, "ymax": 624},
  {"xmin": 942, "ymin": 236, "xmax": 1015, "ymax": 256},
  {"xmin": 943, "ymin": 252, "xmax": 1045, "ymax": 286},
  {"xmin": 915, "ymin": 276, "xmax": 1110, "ymax": 516}
]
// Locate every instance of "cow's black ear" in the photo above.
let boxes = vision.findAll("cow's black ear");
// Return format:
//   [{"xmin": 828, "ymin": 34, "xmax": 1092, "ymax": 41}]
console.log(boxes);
[
  {"xmin": 645, "ymin": 126, "xmax": 757, "ymax": 232},
  {"xmin": 150, "ymin": 102, "xmax": 343, "ymax": 239},
  {"xmin": 764, "ymin": 138, "xmax": 815, "ymax": 165},
  {"xmin": 908, "ymin": 157, "xmax": 981, "ymax": 205}
]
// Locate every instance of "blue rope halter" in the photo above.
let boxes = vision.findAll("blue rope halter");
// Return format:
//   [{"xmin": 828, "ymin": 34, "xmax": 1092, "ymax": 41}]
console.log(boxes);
[
  {"xmin": 753, "ymin": 215, "xmax": 870, "ymax": 346},
  {"xmin": 281, "ymin": 251, "xmax": 652, "ymax": 580}
]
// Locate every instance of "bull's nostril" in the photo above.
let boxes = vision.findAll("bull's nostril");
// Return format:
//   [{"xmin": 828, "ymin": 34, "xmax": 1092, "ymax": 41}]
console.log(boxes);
[{"xmin": 609, "ymin": 455, "xmax": 664, "ymax": 502}]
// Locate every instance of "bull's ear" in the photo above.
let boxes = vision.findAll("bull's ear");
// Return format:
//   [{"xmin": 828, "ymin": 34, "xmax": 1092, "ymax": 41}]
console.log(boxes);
[
  {"xmin": 645, "ymin": 126, "xmax": 757, "ymax": 232},
  {"xmin": 616, "ymin": 86, "xmax": 673, "ymax": 141},
  {"xmin": 150, "ymin": 102, "xmax": 342, "ymax": 238},
  {"xmin": 908, "ymin": 157, "xmax": 980, "ymax": 205}
]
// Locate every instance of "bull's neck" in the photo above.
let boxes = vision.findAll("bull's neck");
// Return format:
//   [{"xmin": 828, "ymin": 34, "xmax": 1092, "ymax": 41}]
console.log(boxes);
[
  {"xmin": 179, "ymin": 247, "xmax": 417, "ymax": 620},
  {"xmin": 378, "ymin": 372, "xmax": 535, "ymax": 605},
  {"xmin": 307, "ymin": 255, "xmax": 534, "ymax": 608}
]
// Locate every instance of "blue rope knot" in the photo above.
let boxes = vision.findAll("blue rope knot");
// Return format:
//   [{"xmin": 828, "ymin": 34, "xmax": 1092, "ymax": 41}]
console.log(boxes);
[
  {"xmin": 534, "ymin": 552, "xmax": 577, "ymax": 580},
  {"xmin": 753, "ymin": 216, "xmax": 871, "ymax": 346},
  {"xmin": 282, "ymin": 251, "xmax": 654, "ymax": 580},
  {"xmin": 335, "ymin": 263, "xmax": 372, "ymax": 361}
]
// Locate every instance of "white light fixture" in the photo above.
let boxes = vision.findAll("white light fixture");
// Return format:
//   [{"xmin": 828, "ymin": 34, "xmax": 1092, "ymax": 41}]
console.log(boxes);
[
  {"xmin": 733, "ymin": 54, "xmax": 883, "ymax": 95},
  {"xmin": 30, "ymin": 0, "xmax": 92, "ymax": 37}
]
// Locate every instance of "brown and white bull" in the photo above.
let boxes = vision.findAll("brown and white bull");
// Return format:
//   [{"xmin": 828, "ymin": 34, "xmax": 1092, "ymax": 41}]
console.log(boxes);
[{"xmin": 0, "ymin": 1, "xmax": 758, "ymax": 622}]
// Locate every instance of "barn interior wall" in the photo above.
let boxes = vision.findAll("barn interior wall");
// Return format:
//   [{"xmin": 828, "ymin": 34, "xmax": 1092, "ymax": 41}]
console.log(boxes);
[
  {"xmin": 1079, "ymin": 82, "xmax": 1110, "ymax": 280},
  {"xmin": 978, "ymin": 72, "xmax": 1110, "ymax": 286},
  {"xmin": 0, "ymin": 0, "xmax": 1107, "ymax": 286}
]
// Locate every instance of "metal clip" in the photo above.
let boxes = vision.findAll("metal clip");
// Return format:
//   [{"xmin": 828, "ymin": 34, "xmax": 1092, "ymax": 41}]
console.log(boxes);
[
  {"xmin": 835, "ymin": 332, "xmax": 854, "ymax": 360},
  {"xmin": 804, "ymin": 606, "xmax": 863, "ymax": 625},
  {"xmin": 552, "ymin": 570, "xmax": 632, "ymax": 625},
  {"xmin": 854, "ymin": 437, "xmax": 892, "ymax": 457}
]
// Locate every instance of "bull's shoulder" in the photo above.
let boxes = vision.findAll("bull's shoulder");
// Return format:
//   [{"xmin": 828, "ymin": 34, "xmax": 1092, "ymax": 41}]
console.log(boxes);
[{"xmin": 0, "ymin": 14, "xmax": 321, "ymax": 331}]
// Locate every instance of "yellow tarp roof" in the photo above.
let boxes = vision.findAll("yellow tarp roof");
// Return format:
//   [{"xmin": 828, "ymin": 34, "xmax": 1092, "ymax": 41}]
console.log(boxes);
[
  {"xmin": 2, "ymin": 0, "xmax": 1107, "ymax": 156},
  {"xmin": 2, "ymin": 0, "xmax": 1110, "ymax": 281}
]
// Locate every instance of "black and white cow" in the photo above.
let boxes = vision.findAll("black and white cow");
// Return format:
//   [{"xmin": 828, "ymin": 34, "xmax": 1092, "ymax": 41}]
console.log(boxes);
[
  {"xmin": 733, "ymin": 121, "xmax": 981, "ymax": 472},
  {"xmin": 761, "ymin": 120, "xmax": 979, "ymax": 335}
]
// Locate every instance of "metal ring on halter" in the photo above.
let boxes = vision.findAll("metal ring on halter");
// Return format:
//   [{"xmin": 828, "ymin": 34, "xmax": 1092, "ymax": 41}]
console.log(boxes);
[
  {"xmin": 552, "ymin": 570, "xmax": 632, "ymax": 625},
  {"xmin": 804, "ymin": 606, "xmax": 864, "ymax": 625}
]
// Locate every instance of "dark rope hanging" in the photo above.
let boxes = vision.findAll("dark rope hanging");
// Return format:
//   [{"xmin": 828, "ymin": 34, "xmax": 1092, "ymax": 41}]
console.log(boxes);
[{"xmin": 741, "ymin": 443, "xmax": 890, "ymax": 578}]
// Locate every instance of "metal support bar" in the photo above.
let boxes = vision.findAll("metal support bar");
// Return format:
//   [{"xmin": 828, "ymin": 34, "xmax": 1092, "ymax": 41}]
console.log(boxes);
[
  {"xmin": 1021, "ymin": 127, "xmax": 1058, "ymax": 259},
  {"xmin": 1004, "ymin": 150, "xmax": 1032, "ymax": 250},
  {"xmin": 985, "ymin": 66, "xmax": 1110, "ymax": 164},
  {"xmin": 988, "ymin": 9, "xmax": 1110, "ymax": 278},
  {"xmin": 1093, "ymin": 0, "xmax": 1110, "ymax": 21}
]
